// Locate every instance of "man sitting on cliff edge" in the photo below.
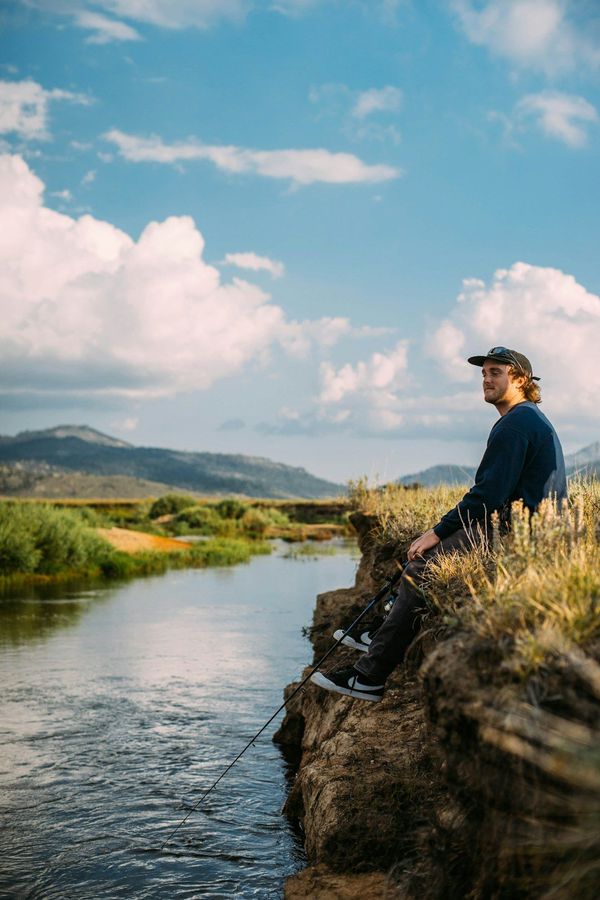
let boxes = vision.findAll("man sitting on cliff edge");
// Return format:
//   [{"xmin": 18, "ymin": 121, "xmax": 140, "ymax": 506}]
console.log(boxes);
[{"xmin": 311, "ymin": 347, "xmax": 567, "ymax": 703}]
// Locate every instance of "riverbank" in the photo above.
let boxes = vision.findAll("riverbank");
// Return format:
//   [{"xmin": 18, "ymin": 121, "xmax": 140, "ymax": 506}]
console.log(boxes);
[
  {"xmin": 0, "ymin": 496, "xmax": 351, "ymax": 591},
  {"xmin": 276, "ymin": 482, "xmax": 600, "ymax": 897}
]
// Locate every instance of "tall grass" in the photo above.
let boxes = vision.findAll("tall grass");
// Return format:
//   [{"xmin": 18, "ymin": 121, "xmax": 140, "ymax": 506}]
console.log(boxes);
[{"xmin": 351, "ymin": 478, "xmax": 600, "ymax": 675}]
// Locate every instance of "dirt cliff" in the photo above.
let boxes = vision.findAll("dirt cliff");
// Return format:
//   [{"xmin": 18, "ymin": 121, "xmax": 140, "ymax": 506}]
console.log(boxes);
[{"xmin": 274, "ymin": 513, "xmax": 600, "ymax": 898}]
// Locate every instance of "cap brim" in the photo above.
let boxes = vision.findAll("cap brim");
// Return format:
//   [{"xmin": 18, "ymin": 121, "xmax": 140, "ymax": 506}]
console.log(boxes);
[{"xmin": 467, "ymin": 354, "xmax": 540, "ymax": 380}]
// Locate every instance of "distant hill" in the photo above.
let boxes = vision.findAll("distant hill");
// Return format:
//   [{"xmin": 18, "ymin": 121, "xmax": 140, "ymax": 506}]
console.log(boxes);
[
  {"xmin": 0, "ymin": 461, "xmax": 201, "ymax": 500},
  {"xmin": 565, "ymin": 441, "xmax": 600, "ymax": 474},
  {"xmin": 398, "ymin": 441, "xmax": 600, "ymax": 487},
  {"xmin": 0, "ymin": 425, "xmax": 343, "ymax": 499},
  {"xmin": 398, "ymin": 464, "xmax": 476, "ymax": 487}
]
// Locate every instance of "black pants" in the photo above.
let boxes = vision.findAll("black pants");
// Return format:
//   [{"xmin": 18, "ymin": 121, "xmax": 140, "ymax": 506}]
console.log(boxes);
[{"xmin": 354, "ymin": 527, "xmax": 480, "ymax": 682}]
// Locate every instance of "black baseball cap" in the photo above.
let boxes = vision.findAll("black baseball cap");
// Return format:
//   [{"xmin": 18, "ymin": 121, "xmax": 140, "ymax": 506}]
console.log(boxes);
[{"xmin": 467, "ymin": 346, "xmax": 540, "ymax": 381}]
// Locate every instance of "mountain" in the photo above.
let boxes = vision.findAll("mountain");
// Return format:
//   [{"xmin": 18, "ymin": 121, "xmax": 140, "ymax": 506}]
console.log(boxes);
[
  {"xmin": 0, "ymin": 425, "xmax": 131, "ymax": 449},
  {"xmin": 0, "ymin": 426, "xmax": 343, "ymax": 499},
  {"xmin": 565, "ymin": 441, "xmax": 600, "ymax": 472},
  {"xmin": 398, "ymin": 464, "xmax": 477, "ymax": 487},
  {"xmin": 398, "ymin": 440, "xmax": 600, "ymax": 487}
]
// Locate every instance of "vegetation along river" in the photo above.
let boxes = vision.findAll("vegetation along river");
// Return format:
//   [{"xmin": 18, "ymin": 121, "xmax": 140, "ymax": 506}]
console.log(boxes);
[{"xmin": 0, "ymin": 540, "xmax": 359, "ymax": 899}]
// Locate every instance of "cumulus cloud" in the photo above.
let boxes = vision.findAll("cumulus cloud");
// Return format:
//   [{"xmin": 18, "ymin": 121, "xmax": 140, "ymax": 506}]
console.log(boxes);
[
  {"xmin": 317, "ymin": 341, "xmax": 410, "ymax": 432},
  {"xmin": 0, "ymin": 79, "xmax": 91, "ymax": 141},
  {"xmin": 427, "ymin": 262, "xmax": 600, "ymax": 418},
  {"xmin": 76, "ymin": 11, "xmax": 142, "ymax": 43},
  {"xmin": 452, "ymin": 0, "xmax": 600, "ymax": 74},
  {"xmin": 104, "ymin": 129, "xmax": 400, "ymax": 186},
  {"xmin": 516, "ymin": 91, "xmax": 598, "ymax": 147},
  {"xmin": 352, "ymin": 86, "xmax": 403, "ymax": 119},
  {"xmin": 223, "ymin": 252, "xmax": 285, "ymax": 278},
  {"xmin": 0, "ymin": 154, "xmax": 364, "ymax": 403}
]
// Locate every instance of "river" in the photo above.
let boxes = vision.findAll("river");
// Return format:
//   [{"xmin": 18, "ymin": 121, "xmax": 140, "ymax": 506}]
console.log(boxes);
[{"xmin": 0, "ymin": 541, "xmax": 358, "ymax": 899}]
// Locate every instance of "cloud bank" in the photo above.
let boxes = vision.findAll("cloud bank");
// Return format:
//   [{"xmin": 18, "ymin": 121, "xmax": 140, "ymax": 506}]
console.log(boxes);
[
  {"xmin": 428, "ymin": 262, "xmax": 600, "ymax": 420},
  {"xmin": 0, "ymin": 154, "xmax": 362, "ymax": 403}
]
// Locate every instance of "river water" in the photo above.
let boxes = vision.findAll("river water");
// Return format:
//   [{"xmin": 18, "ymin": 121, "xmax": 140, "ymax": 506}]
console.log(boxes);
[{"xmin": 0, "ymin": 541, "xmax": 358, "ymax": 899}]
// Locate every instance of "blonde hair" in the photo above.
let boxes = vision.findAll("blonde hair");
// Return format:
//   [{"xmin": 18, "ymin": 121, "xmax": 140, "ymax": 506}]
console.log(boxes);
[{"xmin": 510, "ymin": 367, "xmax": 541, "ymax": 404}]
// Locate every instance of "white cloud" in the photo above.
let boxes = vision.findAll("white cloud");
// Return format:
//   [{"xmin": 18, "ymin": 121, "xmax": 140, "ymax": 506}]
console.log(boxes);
[
  {"xmin": 427, "ymin": 262, "xmax": 600, "ymax": 418},
  {"xmin": 223, "ymin": 252, "xmax": 285, "ymax": 278},
  {"xmin": 0, "ymin": 80, "xmax": 91, "ymax": 141},
  {"xmin": 317, "ymin": 341, "xmax": 410, "ymax": 432},
  {"xmin": 82, "ymin": 169, "xmax": 97, "ymax": 185},
  {"xmin": 76, "ymin": 0, "xmax": 247, "ymax": 30},
  {"xmin": 76, "ymin": 11, "xmax": 142, "ymax": 43},
  {"xmin": 516, "ymin": 91, "xmax": 598, "ymax": 147},
  {"xmin": 282, "ymin": 317, "xmax": 353, "ymax": 358},
  {"xmin": 352, "ymin": 86, "xmax": 403, "ymax": 119},
  {"xmin": 452, "ymin": 0, "xmax": 600, "ymax": 74},
  {"xmin": 50, "ymin": 188, "xmax": 73, "ymax": 201},
  {"xmin": 0, "ymin": 154, "xmax": 368, "ymax": 402},
  {"xmin": 104, "ymin": 129, "xmax": 400, "ymax": 186},
  {"xmin": 310, "ymin": 82, "xmax": 403, "ymax": 144},
  {"xmin": 425, "ymin": 319, "xmax": 471, "ymax": 382}
]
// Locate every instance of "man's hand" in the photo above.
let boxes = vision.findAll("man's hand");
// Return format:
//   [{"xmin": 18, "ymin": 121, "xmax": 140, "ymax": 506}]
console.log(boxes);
[{"xmin": 407, "ymin": 528, "xmax": 440, "ymax": 562}]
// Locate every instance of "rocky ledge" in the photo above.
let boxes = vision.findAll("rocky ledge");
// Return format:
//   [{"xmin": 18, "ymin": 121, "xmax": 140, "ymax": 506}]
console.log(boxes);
[{"xmin": 274, "ymin": 513, "xmax": 600, "ymax": 898}]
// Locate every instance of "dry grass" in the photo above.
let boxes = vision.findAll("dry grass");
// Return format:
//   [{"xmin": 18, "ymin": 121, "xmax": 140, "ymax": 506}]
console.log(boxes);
[{"xmin": 351, "ymin": 478, "xmax": 600, "ymax": 676}]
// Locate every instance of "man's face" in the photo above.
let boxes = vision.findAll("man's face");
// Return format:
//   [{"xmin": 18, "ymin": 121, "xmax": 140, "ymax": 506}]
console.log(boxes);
[{"xmin": 481, "ymin": 361, "xmax": 524, "ymax": 406}]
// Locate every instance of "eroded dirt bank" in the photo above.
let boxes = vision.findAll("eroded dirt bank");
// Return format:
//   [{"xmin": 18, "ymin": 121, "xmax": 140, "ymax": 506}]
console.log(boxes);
[{"xmin": 274, "ymin": 513, "xmax": 600, "ymax": 899}]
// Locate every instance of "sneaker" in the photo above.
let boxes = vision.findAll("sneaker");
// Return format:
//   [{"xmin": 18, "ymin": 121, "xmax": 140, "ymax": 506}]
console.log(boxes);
[
  {"xmin": 332, "ymin": 616, "xmax": 383, "ymax": 652},
  {"xmin": 310, "ymin": 666, "xmax": 385, "ymax": 702}
]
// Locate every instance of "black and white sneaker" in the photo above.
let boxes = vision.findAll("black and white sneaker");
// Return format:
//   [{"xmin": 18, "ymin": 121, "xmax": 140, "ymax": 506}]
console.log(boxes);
[
  {"xmin": 332, "ymin": 617, "xmax": 383, "ymax": 652},
  {"xmin": 310, "ymin": 666, "xmax": 385, "ymax": 702}
]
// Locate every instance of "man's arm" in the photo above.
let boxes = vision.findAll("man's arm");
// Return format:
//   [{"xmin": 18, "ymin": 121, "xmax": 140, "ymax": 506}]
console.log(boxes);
[{"xmin": 432, "ymin": 424, "xmax": 529, "ymax": 540}]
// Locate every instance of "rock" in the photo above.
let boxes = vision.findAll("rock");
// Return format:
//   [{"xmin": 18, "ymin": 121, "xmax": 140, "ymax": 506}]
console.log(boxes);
[
  {"xmin": 284, "ymin": 864, "xmax": 401, "ymax": 898},
  {"xmin": 278, "ymin": 512, "xmax": 600, "ymax": 897}
]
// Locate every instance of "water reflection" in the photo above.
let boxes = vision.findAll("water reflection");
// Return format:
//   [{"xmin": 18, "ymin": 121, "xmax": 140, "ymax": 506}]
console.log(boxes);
[{"xmin": 0, "ymin": 542, "xmax": 357, "ymax": 898}]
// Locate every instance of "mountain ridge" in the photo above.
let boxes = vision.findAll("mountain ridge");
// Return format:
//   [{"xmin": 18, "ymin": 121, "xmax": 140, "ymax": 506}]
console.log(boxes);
[
  {"xmin": 398, "ymin": 440, "xmax": 600, "ymax": 486},
  {"xmin": 0, "ymin": 426, "xmax": 343, "ymax": 499}
]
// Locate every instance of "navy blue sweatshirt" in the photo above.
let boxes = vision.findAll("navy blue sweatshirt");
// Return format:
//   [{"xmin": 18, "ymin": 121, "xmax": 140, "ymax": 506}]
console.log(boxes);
[{"xmin": 433, "ymin": 402, "xmax": 567, "ymax": 540}]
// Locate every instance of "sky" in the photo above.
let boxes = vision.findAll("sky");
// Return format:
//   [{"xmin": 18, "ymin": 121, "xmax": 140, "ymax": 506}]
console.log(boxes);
[{"xmin": 1, "ymin": 0, "xmax": 599, "ymax": 483}]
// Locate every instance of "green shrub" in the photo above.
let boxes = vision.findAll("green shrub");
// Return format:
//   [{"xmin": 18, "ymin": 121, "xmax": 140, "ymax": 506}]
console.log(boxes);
[
  {"xmin": 0, "ymin": 511, "xmax": 41, "ymax": 573},
  {"xmin": 175, "ymin": 505, "xmax": 222, "ymax": 534},
  {"xmin": 149, "ymin": 494, "xmax": 196, "ymax": 518},
  {"xmin": 214, "ymin": 498, "xmax": 248, "ymax": 520},
  {"xmin": 240, "ymin": 508, "xmax": 271, "ymax": 537},
  {"xmin": 0, "ymin": 503, "xmax": 112, "ymax": 576}
]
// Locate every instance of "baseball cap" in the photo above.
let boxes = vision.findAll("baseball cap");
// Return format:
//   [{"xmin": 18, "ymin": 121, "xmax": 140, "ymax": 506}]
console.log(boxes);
[{"xmin": 467, "ymin": 346, "xmax": 540, "ymax": 381}]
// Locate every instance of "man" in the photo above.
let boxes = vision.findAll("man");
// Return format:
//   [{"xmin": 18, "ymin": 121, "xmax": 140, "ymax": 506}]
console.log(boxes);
[{"xmin": 311, "ymin": 347, "xmax": 567, "ymax": 703}]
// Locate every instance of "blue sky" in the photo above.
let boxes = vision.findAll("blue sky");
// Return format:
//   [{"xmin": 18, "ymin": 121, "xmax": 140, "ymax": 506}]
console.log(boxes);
[{"xmin": 1, "ymin": 0, "xmax": 599, "ymax": 481}]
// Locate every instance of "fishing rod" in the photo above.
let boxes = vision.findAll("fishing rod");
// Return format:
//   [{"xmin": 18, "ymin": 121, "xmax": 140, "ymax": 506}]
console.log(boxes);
[{"xmin": 159, "ymin": 563, "xmax": 405, "ymax": 851}]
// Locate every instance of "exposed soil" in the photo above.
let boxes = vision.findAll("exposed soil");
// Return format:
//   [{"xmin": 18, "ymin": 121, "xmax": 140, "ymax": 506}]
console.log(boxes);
[{"xmin": 97, "ymin": 527, "xmax": 191, "ymax": 554}]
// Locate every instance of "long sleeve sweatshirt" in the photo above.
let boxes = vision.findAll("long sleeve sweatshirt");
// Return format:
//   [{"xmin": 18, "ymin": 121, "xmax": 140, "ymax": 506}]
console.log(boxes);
[{"xmin": 433, "ymin": 401, "xmax": 567, "ymax": 541}]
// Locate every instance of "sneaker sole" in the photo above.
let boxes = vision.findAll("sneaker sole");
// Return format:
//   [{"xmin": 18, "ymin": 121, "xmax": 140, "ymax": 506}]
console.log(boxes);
[
  {"xmin": 332, "ymin": 629, "xmax": 369, "ymax": 652},
  {"xmin": 310, "ymin": 671, "xmax": 382, "ymax": 702}
]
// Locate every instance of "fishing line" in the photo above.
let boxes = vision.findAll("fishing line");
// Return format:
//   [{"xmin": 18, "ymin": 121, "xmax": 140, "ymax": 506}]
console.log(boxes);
[{"xmin": 159, "ymin": 563, "xmax": 405, "ymax": 851}]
